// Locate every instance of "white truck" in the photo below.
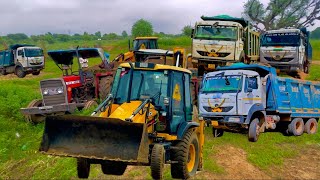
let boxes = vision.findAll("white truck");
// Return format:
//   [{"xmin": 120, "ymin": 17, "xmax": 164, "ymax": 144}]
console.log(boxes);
[
  {"xmin": 191, "ymin": 15, "xmax": 260, "ymax": 75},
  {"xmin": 0, "ymin": 44, "xmax": 45, "ymax": 78},
  {"xmin": 260, "ymin": 28, "xmax": 312, "ymax": 74}
]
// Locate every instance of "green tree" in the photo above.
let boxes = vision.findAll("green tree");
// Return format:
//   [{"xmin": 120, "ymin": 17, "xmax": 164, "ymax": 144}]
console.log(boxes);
[
  {"xmin": 7, "ymin": 33, "xmax": 29, "ymax": 41},
  {"xmin": 243, "ymin": 0, "xmax": 320, "ymax": 31},
  {"xmin": 95, "ymin": 31, "xmax": 101, "ymax": 38},
  {"xmin": 182, "ymin": 25, "xmax": 193, "ymax": 36},
  {"xmin": 311, "ymin": 27, "xmax": 320, "ymax": 39},
  {"xmin": 131, "ymin": 19, "xmax": 153, "ymax": 37},
  {"xmin": 121, "ymin": 30, "xmax": 128, "ymax": 38}
]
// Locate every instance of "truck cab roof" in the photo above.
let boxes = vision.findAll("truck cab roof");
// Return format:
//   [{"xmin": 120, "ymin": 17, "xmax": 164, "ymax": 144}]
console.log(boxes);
[
  {"xmin": 216, "ymin": 63, "xmax": 277, "ymax": 77},
  {"xmin": 9, "ymin": 44, "xmax": 35, "ymax": 50},
  {"xmin": 201, "ymin": 15, "xmax": 249, "ymax": 28}
]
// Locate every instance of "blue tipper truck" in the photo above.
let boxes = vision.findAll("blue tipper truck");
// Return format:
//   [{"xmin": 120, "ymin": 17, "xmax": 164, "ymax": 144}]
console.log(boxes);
[
  {"xmin": 0, "ymin": 44, "xmax": 44, "ymax": 78},
  {"xmin": 198, "ymin": 63, "xmax": 319, "ymax": 142}
]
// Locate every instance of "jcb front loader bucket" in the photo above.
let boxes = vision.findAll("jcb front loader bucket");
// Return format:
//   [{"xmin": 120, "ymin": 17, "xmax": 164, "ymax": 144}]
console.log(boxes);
[{"xmin": 39, "ymin": 115, "xmax": 149, "ymax": 164}]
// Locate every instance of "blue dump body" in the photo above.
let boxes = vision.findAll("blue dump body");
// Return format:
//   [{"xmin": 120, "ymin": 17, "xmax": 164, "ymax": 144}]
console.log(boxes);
[
  {"xmin": 267, "ymin": 75, "xmax": 320, "ymax": 118},
  {"xmin": 0, "ymin": 50, "xmax": 14, "ymax": 67}
]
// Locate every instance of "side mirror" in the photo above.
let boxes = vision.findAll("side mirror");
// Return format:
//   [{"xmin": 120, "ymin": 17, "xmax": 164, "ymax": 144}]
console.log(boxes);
[{"xmin": 247, "ymin": 87, "xmax": 253, "ymax": 93}]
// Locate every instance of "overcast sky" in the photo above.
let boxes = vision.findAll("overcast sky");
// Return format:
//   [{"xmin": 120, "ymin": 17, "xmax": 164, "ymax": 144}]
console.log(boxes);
[{"xmin": 0, "ymin": 0, "xmax": 319, "ymax": 36}]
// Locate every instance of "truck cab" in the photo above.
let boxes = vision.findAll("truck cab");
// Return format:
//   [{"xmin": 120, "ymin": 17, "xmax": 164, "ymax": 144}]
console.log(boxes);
[
  {"xmin": 191, "ymin": 15, "xmax": 260, "ymax": 75},
  {"xmin": 199, "ymin": 68, "xmax": 264, "ymax": 124},
  {"xmin": 260, "ymin": 28, "xmax": 312, "ymax": 74},
  {"xmin": 15, "ymin": 46, "xmax": 44, "ymax": 68}
]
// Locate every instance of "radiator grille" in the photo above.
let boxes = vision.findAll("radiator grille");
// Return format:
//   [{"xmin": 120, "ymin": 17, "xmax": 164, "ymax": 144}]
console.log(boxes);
[{"xmin": 40, "ymin": 79, "xmax": 67, "ymax": 106}]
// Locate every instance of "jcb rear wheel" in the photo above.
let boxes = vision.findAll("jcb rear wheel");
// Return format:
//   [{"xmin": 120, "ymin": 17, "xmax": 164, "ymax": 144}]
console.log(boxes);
[
  {"xmin": 171, "ymin": 129, "xmax": 199, "ymax": 179},
  {"xmin": 25, "ymin": 99, "xmax": 45, "ymax": 124},
  {"xmin": 101, "ymin": 162, "xmax": 127, "ymax": 175},
  {"xmin": 99, "ymin": 76, "xmax": 113, "ymax": 100},
  {"xmin": 77, "ymin": 158, "xmax": 90, "ymax": 179},
  {"xmin": 151, "ymin": 144, "xmax": 165, "ymax": 180}
]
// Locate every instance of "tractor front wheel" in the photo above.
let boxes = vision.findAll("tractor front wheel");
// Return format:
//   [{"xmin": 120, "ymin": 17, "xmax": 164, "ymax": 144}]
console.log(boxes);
[
  {"xmin": 77, "ymin": 158, "xmax": 90, "ymax": 178},
  {"xmin": 171, "ymin": 129, "xmax": 199, "ymax": 179},
  {"xmin": 25, "ymin": 99, "xmax": 45, "ymax": 124}
]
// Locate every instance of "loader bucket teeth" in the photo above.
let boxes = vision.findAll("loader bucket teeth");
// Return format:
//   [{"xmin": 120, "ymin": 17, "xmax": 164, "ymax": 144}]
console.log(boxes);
[{"xmin": 39, "ymin": 115, "xmax": 149, "ymax": 164}]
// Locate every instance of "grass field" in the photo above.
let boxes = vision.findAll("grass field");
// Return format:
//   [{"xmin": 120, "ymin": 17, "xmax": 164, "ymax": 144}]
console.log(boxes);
[{"xmin": 0, "ymin": 38, "xmax": 320, "ymax": 179}]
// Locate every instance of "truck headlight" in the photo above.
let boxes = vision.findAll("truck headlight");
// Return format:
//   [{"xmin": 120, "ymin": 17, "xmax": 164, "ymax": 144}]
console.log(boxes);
[
  {"xmin": 228, "ymin": 117, "xmax": 240, "ymax": 122},
  {"xmin": 43, "ymin": 89, "xmax": 49, "ymax": 95}
]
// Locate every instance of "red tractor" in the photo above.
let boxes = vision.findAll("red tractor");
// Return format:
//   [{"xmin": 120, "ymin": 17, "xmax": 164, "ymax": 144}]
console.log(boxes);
[{"xmin": 21, "ymin": 48, "xmax": 115, "ymax": 123}]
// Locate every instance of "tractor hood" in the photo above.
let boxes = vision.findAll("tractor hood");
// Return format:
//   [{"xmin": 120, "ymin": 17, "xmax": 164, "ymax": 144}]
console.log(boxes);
[{"xmin": 48, "ymin": 48, "xmax": 110, "ymax": 65}]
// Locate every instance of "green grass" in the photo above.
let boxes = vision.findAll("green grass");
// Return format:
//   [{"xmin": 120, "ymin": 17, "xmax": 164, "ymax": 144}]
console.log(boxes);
[{"xmin": 1, "ymin": 37, "xmax": 320, "ymax": 179}]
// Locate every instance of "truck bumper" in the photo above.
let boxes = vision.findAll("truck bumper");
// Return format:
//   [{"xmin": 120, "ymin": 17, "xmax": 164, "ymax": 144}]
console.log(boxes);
[
  {"xmin": 202, "ymin": 115, "xmax": 247, "ymax": 130},
  {"xmin": 23, "ymin": 65, "xmax": 44, "ymax": 72},
  {"xmin": 20, "ymin": 103, "xmax": 79, "ymax": 115}
]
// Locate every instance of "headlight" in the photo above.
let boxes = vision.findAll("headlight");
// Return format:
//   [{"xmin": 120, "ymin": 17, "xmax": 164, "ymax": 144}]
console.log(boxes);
[
  {"xmin": 57, "ymin": 87, "xmax": 64, "ymax": 94},
  {"xmin": 43, "ymin": 89, "xmax": 49, "ymax": 95}
]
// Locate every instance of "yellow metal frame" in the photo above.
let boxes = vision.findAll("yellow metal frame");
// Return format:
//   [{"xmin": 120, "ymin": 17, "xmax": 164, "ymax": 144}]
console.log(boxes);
[{"xmin": 119, "ymin": 63, "xmax": 192, "ymax": 74}]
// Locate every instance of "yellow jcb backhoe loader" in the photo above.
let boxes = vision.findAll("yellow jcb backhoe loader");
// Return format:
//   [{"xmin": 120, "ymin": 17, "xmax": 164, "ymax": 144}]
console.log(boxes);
[{"xmin": 39, "ymin": 62, "xmax": 204, "ymax": 179}]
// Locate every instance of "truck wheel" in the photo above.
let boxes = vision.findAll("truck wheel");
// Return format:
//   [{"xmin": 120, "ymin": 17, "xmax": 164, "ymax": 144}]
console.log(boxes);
[
  {"xmin": 0, "ymin": 69, "xmax": 7, "ymax": 75},
  {"xmin": 83, "ymin": 100, "xmax": 98, "ymax": 110},
  {"xmin": 150, "ymin": 144, "xmax": 165, "ymax": 180},
  {"xmin": 288, "ymin": 118, "xmax": 304, "ymax": 136},
  {"xmin": 25, "ymin": 99, "xmax": 45, "ymax": 124},
  {"xmin": 248, "ymin": 118, "xmax": 260, "ymax": 142},
  {"xmin": 99, "ymin": 76, "xmax": 113, "ymax": 100},
  {"xmin": 212, "ymin": 127, "xmax": 224, "ymax": 137},
  {"xmin": 77, "ymin": 158, "xmax": 90, "ymax": 178},
  {"xmin": 303, "ymin": 62, "xmax": 310, "ymax": 74},
  {"xmin": 304, "ymin": 118, "xmax": 318, "ymax": 134},
  {"xmin": 32, "ymin": 71, "xmax": 40, "ymax": 75},
  {"xmin": 16, "ymin": 66, "xmax": 26, "ymax": 78},
  {"xmin": 101, "ymin": 162, "xmax": 127, "ymax": 175},
  {"xmin": 171, "ymin": 129, "xmax": 199, "ymax": 179}
]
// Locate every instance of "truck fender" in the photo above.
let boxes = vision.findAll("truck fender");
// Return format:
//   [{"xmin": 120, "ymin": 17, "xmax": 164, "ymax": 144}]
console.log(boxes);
[
  {"xmin": 177, "ymin": 121, "xmax": 199, "ymax": 140},
  {"xmin": 15, "ymin": 62, "xmax": 23, "ymax": 69},
  {"xmin": 244, "ymin": 103, "xmax": 266, "ymax": 124}
]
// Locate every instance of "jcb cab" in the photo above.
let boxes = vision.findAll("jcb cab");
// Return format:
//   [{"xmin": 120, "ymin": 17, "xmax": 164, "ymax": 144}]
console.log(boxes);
[{"xmin": 39, "ymin": 62, "xmax": 204, "ymax": 179}]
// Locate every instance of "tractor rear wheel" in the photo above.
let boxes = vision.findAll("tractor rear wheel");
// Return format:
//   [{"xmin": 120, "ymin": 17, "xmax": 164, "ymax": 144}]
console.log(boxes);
[
  {"xmin": 25, "ymin": 99, "xmax": 45, "ymax": 124},
  {"xmin": 16, "ymin": 66, "xmax": 26, "ymax": 78},
  {"xmin": 77, "ymin": 158, "xmax": 90, "ymax": 178},
  {"xmin": 98, "ymin": 76, "xmax": 113, "ymax": 100},
  {"xmin": 288, "ymin": 118, "xmax": 304, "ymax": 136},
  {"xmin": 171, "ymin": 129, "xmax": 199, "ymax": 179},
  {"xmin": 304, "ymin": 118, "xmax": 318, "ymax": 134},
  {"xmin": 101, "ymin": 162, "xmax": 127, "ymax": 175},
  {"xmin": 151, "ymin": 144, "xmax": 165, "ymax": 180}
]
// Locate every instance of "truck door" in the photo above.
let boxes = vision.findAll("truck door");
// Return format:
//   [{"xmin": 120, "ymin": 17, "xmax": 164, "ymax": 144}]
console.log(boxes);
[
  {"xmin": 242, "ymin": 75, "xmax": 262, "ymax": 114},
  {"xmin": 16, "ymin": 49, "xmax": 25, "ymax": 63},
  {"xmin": 299, "ymin": 36, "xmax": 305, "ymax": 64}
]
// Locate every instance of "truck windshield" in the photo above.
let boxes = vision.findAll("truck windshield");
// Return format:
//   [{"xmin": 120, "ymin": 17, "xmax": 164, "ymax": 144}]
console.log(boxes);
[
  {"xmin": 202, "ymin": 75, "xmax": 242, "ymax": 93},
  {"xmin": 195, "ymin": 25, "xmax": 237, "ymax": 41},
  {"xmin": 261, "ymin": 33, "xmax": 300, "ymax": 46},
  {"xmin": 113, "ymin": 68, "xmax": 168, "ymax": 109},
  {"xmin": 25, "ymin": 48, "xmax": 44, "ymax": 57}
]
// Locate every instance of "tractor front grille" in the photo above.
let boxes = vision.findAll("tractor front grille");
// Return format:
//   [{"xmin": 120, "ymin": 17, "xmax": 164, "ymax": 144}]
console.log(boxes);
[{"xmin": 40, "ymin": 79, "xmax": 67, "ymax": 106}]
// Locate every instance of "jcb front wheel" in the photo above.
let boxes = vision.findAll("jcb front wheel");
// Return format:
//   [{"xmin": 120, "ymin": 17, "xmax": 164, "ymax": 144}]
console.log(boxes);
[
  {"xmin": 77, "ymin": 158, "xmax": 90, "ymax": 178},
  {"xmin": 171, "ymin": 129, "xmax": 199, "ymax": 179},
  {"xmin": 150, "ymin": 144, "xmax": 165, "ymax": 180}
]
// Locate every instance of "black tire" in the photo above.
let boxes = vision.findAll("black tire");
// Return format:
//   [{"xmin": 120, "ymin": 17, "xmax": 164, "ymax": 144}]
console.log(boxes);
[
  {"xmin": 151, "ymin": 144, "xmax": 165, "ymax": 180},
  {"xmin": 24, "ymin": 99, "xmax": 45, "ymax": 124},
  {"xmin": 248, "ymin": 118, "xmax": 260, "ymax": 142},
  {"xmin": 77, "ymin": 158, "xmax": 90, "ymax": 179},
  {"xmin": 99, "ymin": 76, "xmax": 113, "ymax": 100},
  {"xmin": 32, "ymin": 71, "xmax": 40, "ymax": 75},
  {"xmin": 16, "ymin": 66, "xmax": 26, "ymax": 78},
  {"xmin": 0, "ymin": 68, "xmax": 7, "ymax": 75},
  {"xmin": 212, "ymin": 127, "xmax": 224, "ymax": 137},
  {"xmin": 171, "ymin": 129, "xmax": 199, "ymax": 179},
  {"xmin": 288, "ymin": 118, "xmax": 304, "ymax": 136},
  {"xmin": 101, "ymin": 162, "xmax": 127, "ymax": 175},
  {"xmin": 304, "ymin": 118, "xmax": 318, "ymax": 134},
  {"xmin": 83, "ymin": 100, "xmax": 98, "ymax": 110}
]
